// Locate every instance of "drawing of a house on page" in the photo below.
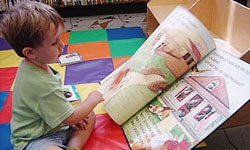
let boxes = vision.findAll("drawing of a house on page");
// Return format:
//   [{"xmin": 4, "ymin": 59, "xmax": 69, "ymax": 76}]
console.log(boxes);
[
  {"xmin": 177, "ymin": 75, "xmax": 229, "ymax": 138},
  {"xmin": 161, "ymin": 75, "xmax": 230, "ymax": 139}
]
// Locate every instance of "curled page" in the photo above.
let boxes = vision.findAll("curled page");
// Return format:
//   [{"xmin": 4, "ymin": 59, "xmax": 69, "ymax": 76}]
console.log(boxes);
[{"xmin": 98, "ymin": 6, "xmax": 216, "ymax": 125}]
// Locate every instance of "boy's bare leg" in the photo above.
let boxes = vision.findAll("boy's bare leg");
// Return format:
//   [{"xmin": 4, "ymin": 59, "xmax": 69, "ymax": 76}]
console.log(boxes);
[{"xmin": 67, "ymin": 111, "xmax": 96, "ymax": 149}]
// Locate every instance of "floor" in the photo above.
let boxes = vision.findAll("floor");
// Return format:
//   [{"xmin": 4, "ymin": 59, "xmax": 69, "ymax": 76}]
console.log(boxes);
[
  {"xmin": 62, "ymin": 2, "xmax": 250, "ymax": 150},
  {"xmin": 63, "ymin": 12, "xmax": 147, "ymax": 35}
]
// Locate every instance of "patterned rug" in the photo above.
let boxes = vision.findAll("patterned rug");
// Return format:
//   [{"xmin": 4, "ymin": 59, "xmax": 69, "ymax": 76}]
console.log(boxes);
[
  {"xmin": 63, "ymin": 13, "xmax": 147, "ymax": 35},
  {"xmin": 0, "ymin": 26, "xmax": 146, "ymax": 150}
]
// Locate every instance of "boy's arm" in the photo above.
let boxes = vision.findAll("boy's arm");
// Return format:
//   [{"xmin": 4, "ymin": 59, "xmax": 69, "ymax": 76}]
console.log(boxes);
[{"xmin": 63, "ymin": 91, "xmax": 103, "ymax": 126}]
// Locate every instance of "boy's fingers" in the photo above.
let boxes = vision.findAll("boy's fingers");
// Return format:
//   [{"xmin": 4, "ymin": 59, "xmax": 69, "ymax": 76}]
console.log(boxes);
[
  {"xmin": 83, "ymin": 117, "xmax": 89, "ymax": 125},
  {"xmin": 70, "ymin": 124, "xmax": 80, "ymax": 130}
]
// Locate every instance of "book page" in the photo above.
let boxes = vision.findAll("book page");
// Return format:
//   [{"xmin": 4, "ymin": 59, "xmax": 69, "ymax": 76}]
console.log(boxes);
[
  {"xmin": 98, "ymin": 6, "xmax": 216, "ymax": 125},
  {"xmin": 122, "ymin": 48, "xmax": 250, "ymax": 150}
]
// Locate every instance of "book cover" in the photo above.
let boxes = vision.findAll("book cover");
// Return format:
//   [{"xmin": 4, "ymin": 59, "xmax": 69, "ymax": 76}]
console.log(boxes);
[
  {"xmin": 58, "ymin": 52, "xmax": 83, "ymax": 65},
  {"xmin": 63, "ymin": 85, "xmax": 81, "ymax": 102}
]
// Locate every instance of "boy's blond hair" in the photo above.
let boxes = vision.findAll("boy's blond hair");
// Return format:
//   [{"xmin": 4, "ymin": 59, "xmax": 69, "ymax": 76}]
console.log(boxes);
[{"xmin": 0, "ymin": 1, "xmax": 64, "ymax": 57}]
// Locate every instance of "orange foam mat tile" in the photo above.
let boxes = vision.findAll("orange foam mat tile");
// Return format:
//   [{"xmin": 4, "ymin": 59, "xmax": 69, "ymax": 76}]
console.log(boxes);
[
  {"xmin": 83, "ymin": 114, "xmax": 129, "ymax": 150},
  {"xmin": 61, "ymin": 32, "xmax": 70, "ymax": 44},
  {"xmin": 67, "ymin": 42, "xmax": 111, "ymax": 61},
  {"xmin": 112, "ymin": 56, "xmax": 131, "ymax": 69}
]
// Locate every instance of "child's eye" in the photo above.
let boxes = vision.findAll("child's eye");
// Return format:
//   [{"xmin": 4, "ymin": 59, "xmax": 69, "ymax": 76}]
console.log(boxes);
[{"xmin": 52, "ymin": 40, "xmax": 58, "ymax": 46}]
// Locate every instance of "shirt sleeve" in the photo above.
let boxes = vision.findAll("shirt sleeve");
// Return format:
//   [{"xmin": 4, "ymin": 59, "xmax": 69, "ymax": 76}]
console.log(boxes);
[{"xmin": 36, "ymin": 88, "xmax": 74, "ymax": 129}]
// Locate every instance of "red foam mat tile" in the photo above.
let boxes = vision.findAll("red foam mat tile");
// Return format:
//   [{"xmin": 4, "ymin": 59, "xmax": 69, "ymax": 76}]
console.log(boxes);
[
  {"xmin": 83, "ymin": 114, "xmax": 129, "ymax": 150},
  {"xmin": 0, "ymin": 91, "xmax": 12, "ymax": 124}
]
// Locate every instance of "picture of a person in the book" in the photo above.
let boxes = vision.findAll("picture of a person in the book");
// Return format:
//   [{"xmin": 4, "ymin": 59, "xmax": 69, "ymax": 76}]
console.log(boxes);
[{"xmin": 0, "ymin": 2, "xmax": 104, "ymax": 150}]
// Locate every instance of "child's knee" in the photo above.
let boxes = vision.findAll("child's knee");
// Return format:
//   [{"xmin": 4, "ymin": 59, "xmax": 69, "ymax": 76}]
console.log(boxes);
[
  {"xmin": 44, "ymin": 144, "xmax": 63, "ymax": 150},
  {"xmin": 87, "ymin": 111, "xmax": 96, "ymax": 126}
]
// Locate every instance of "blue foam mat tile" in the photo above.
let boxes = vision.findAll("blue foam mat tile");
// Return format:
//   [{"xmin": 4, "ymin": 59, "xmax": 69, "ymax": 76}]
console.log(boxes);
[
  {"xmin": 0, "ymin": 123, "xmax": 13, "ymax": 150},
  {"xmin": 0, "ymin": 91, "xmax": 9, "ymax": 112},
  {"xmin": 106, "ymin": 27, "xmax": 145, "ymax": 40}
]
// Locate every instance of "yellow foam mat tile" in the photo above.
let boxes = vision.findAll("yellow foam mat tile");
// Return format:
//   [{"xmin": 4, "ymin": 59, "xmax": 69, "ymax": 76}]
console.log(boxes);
[
  {"xmin": 10, "ymin": 78, "xmax": 15, "ymax": 91},
  {"xmin": 49, "ymin": 63, "xmax": 66, "ymax": 84},
  {"xmin": 196, "ymin": 141, "xmax": 207, "ymax": 148},
  {"xmin": 75, "ymin": 83, "xmax": 106, "ymax": 114},
  {"xmin": 0, "ymin": 50, "xmax": 22, "ymax": 68}
]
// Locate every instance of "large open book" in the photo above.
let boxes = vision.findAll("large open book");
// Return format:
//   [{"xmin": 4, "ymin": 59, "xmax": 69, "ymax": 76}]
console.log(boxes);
[{"xmin": 98, "ymin": 6, "xmax": 250, "ymax": 150}]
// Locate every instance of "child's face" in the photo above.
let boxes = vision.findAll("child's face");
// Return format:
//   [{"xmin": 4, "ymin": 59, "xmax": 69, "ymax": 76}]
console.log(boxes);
[{"xmin": 33, "ymin": 23, "xmax": 64, "ymax": 64}]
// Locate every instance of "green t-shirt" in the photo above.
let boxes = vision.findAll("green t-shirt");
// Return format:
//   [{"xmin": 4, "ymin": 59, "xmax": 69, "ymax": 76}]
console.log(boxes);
[{"xmin": 11, "ymin": 60, "xmax": 74, "ymax": 150}]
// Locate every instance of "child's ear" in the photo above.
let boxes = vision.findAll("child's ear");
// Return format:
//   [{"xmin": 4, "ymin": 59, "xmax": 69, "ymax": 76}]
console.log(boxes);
[{"xmin": 22, "ymin": 47, "xmax": 36, "ymax": 59}]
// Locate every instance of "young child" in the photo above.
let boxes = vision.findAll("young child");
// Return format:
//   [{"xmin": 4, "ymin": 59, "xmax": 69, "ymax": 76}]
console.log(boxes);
[{"xmin": 0, "ymin": 1, "xmax": 103, "ymax": 150}]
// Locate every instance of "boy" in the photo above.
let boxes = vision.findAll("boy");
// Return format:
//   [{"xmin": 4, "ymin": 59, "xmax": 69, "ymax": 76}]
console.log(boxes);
[{"xmin": 0, "ymin": 1, "xmax": 103, "ymax": 150}]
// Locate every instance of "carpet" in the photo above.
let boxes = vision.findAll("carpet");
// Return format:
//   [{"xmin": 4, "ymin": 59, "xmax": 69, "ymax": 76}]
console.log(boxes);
[{"xmin": 0, "ymin": 26, "xmax": 146, "ymax": 150}]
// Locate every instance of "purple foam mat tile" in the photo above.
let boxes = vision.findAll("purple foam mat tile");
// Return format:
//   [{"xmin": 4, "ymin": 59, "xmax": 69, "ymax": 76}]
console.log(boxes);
[
  {"xmin": 62, "ymin": 45, "xmax": 68, "ymax": 55},
  {"xmin": 64, "ymin": 58, "xmax": 114, "ymax": 85}
]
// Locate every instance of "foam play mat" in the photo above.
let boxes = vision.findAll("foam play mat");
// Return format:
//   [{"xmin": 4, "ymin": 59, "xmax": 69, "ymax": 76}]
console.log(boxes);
[{"xmin": 0, "ymin": 26, "xmax": 146, "ymax": 150}]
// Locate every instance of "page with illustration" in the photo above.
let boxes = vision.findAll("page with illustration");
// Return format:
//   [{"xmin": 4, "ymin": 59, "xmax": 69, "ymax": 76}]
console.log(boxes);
[
  {"xmin": 122, "ymin": 48, "xmax": 250, "ymax": 150},
  {"xmin": 98, "ymin": 6, "xmax": 216, "ymax": 125}
]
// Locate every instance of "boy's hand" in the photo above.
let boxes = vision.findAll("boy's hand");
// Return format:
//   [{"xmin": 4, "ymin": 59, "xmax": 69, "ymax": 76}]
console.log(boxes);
[{"xmin": 70, "ymin": 117, "xmax": 89, "ymax": 130}]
